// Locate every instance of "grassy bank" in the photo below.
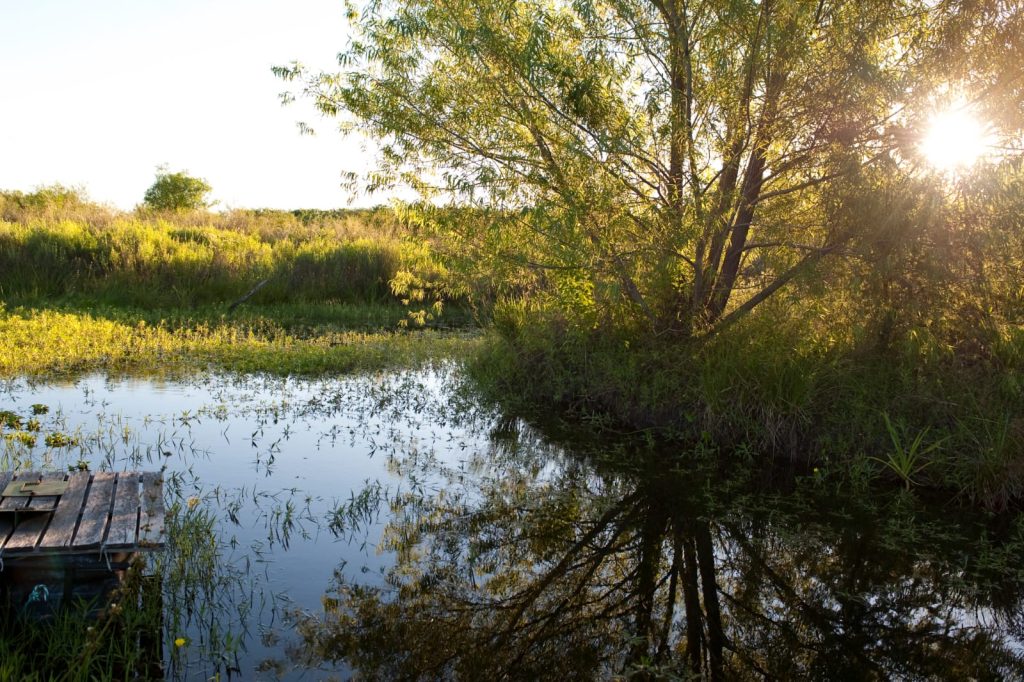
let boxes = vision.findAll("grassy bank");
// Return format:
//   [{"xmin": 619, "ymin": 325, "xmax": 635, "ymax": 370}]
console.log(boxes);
[
  {"xmin": 471, "ymin": 301, "xmax": 1024, "ymax": 508},
  {"xmin": 0, "ymin": 305, "xmax": 479, "ymax": 378},
  {"xmin": 0, "ymin": 218, "xmax": 453, "ymax": 309},
  {"xmin": 0, "ymin": 188, "xmax": 477, "ymax": 378}
]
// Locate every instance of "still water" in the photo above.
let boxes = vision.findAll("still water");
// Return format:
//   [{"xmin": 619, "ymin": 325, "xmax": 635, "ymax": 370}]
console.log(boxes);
[{"xmin": 1, "ymin": 366, "xmax": 1023, "ymax": 680}]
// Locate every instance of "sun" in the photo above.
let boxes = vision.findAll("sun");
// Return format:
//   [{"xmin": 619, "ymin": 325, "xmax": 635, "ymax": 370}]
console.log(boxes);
[{"xmin": 919, "ymin": 103, "xmax": 994, "ymax": 171}]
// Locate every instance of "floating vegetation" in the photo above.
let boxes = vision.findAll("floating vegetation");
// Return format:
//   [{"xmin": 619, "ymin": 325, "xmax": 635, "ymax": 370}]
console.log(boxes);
[
  {"xmin": 0, "ymin": 410, "xmax": 22, "ymax": 429},
  {"xmin": 43, "ymin": 432, "xmax": 78, "ymax": 448}
]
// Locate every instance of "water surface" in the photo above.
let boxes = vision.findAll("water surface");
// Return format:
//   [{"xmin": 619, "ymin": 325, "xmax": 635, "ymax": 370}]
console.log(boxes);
[{"xmin": 1, "ymin": 368, "xmax": 1021, "ymax": 680}]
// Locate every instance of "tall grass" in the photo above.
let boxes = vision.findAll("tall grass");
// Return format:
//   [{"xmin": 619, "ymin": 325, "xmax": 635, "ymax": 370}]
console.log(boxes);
[
  {"xmin": 469, "ymin": 299, "xmax": 1024, "ymax": 507},
  {"xmin": 0, "ymin": 187, "xmax": 405, "ymax": 242},
  {"xmin": 0, "ymin": 185, "xmax": 462, "ymax": 314},
  {"xmin": 0, "ymin": 219, "xmax": 454, "ymax": 308},
  {"xmin": 0, "ymin": 187, "xmax": 476, "ymax": 377}
]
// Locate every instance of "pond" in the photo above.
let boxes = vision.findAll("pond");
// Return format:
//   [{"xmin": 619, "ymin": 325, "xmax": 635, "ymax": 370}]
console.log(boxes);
[{"xmin": 1, "ymin": 366, "xmax": 1023, "ymax": 680}]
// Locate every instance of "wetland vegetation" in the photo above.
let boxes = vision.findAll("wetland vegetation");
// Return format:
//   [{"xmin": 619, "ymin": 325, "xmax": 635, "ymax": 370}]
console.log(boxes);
[
  {"xmin": 0, "ymin": 187, "xmax": 477, "ymax": 379},
  {"xmin": 2, "ymin": 0, "xmax": 1024, "ymax": 679}
]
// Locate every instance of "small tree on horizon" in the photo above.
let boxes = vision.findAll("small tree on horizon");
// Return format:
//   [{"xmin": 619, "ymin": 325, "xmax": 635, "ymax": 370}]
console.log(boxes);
[{"xmin": 143, "ymin": 168, "xmax": 212, "ymax": 211}]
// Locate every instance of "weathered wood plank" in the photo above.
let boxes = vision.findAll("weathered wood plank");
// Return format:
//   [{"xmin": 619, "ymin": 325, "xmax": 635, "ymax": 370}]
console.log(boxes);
[
  {"xmin": 2, "ymin": 469, "xmax": 165, "ymax": 555},
  {"xmin": 4, "ymin": 472, "xmax": 69, "ymax": 550},
  {"xmin": 72, "ymin": 472, "xmax": 116, "ymax": 548},
  {"xmin": 106, "ymin": 472, "xmax": 140, "ymax": 548},
  {"xmin": 1, "ymin": 471, "xmax": 44, "ymax": 548},
  {"xmin": 139, "ymin": 472, "xmax": 165, "ymax": 547},
  {"xmin": 0, "ymin": 470, "xmax": 15, "ymax": 547},
  {"xmin": 39, "ymin": 471, "xmax": 92, "ymax": 549},
  {"xmin": 0, "ymin": 471, "xmax": 41, "ymax": 512},
  {"xmin": 27, "ymin": 472, "xmax": 68, "ymax": 511}
]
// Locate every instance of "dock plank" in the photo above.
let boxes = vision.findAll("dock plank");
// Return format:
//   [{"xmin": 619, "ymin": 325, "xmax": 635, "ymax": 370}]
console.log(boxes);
[
  {"xmin": 139, "ymin": 472, "xmax": 165, "ymax": 546},
  {"xmin": 4, "ymin": 472, "xmax": 69, "ymax": 550},
  {"xmin": 39, "ymin": 471, "xmax": 92, "ymax": 549},
  {"xmin": 0, "ymin": 472, "xmax": 43, "ymax": 551},
  {"xmin": 72, "ymin": 472, "xmax": 116, "ymax": 548},
  {"xmin": 1, "ymin": 471, "xmax": 41, "ymax": 513},
  {"xmin": 0, "ymin": 470, "xmax": 164, "ymax": 557},
  {"xmin": 0, "ymin": 470, "xmax": 14, "ymax": 546},
  {"xmin": 106, "ymin": 472, "xmax": 140, "ymax": 548}
]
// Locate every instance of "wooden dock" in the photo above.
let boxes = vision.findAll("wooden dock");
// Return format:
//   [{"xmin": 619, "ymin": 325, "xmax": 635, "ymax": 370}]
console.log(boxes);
[{"xmin": 0, "ymin": 469, "xmax": 164, "ymax": 559}]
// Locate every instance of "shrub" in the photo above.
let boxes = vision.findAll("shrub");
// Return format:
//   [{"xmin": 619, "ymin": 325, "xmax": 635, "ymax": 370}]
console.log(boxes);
[{"xmin": 142, "ymin": 170, "xmax": 212, "ymax": 211}]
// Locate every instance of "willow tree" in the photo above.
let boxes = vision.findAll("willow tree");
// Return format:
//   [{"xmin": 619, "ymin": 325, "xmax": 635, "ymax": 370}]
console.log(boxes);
[{"xmin": 278, "ymin": 0, "xmax": 1020, "ymax": 335}]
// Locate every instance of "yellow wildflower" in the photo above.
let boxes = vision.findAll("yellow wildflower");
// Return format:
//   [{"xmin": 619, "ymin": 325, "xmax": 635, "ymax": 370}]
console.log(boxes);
[
  {"xmin": 174, "ymin": 637, "xmax": 187, "ymax": 647},
  {"xmin": 187, "ymin": 497, "xmax": 200, "ymax": 510}
]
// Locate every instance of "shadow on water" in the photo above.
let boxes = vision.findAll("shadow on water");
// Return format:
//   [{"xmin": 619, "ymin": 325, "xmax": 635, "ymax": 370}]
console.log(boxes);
[{"xmin": 291, "ymin": 422, "xmax": 1024, "ymax": 680}]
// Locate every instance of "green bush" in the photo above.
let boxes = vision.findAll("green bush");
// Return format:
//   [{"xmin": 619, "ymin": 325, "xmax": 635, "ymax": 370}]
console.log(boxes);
[{"xmin": 142, "ymin": 170, "xmax": 212, "ymax": 211}]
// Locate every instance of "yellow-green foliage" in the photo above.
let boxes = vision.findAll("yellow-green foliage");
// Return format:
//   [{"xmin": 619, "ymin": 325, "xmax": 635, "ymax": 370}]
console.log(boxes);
[
  {"xmin": 0, "ymin": 306, "xmax": 479, "ymax": 378},
  {"xmin": 0, "ymin": 218, "xmax": 451, "ymax": 308}
]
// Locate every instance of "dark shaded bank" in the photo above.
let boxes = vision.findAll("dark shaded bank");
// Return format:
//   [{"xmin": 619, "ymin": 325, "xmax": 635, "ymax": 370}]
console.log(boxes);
[{"xmin": 466, "ymin": 303, "xmax": 1024, "ymax": 509}]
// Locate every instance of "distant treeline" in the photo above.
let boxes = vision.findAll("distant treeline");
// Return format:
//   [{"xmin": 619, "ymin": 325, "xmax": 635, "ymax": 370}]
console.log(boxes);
[{"xmin": 0, "ymin": 186, "xmax": 405, "ymax": 240}]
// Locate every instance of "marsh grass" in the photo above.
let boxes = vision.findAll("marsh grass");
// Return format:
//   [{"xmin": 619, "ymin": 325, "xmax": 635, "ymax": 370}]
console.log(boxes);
[
  {"xmin": 0, "ymin": 558, "xmax": 162, "ymax": 682},
  {"xmin": 0, "ymin": 219, "xmax": 455, "ymax": 309},
  {"xmin": 0, "ymin": 186, "xmax": 464, "ymax": 320},
  {"xmin": 869, "ymin": 413, "xmax": 947, "ymax": 490},
  {"xmin": 0, "ymin": 187, "xmax": 403, "ymax": 242},
  {"xmin": 0, "ymin": 191, "xmax": 476, "ymax": 381},
  {"xmin": 470, "ymin": 301, "xmax": 1024, "ymax": 507},
  {"xmin": 0, "ymin": 305, "xmax": 480, "ymax": 378}
]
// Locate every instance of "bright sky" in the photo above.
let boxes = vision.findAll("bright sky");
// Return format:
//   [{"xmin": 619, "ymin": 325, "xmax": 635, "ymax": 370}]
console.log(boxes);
[{"xmin": 0, "ymin": 0, "xmax": 375, "ymax": 210}]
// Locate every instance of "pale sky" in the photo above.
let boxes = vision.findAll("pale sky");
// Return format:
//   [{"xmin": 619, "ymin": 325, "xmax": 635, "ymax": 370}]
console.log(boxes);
[{"xmin": 0, "ymin": 0, "xmax": 376, "ymax": 210}]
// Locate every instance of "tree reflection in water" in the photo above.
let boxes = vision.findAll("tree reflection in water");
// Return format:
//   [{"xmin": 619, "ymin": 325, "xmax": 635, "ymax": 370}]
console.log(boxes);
[{"xmin": 294, "ymin": 423, "xmax": 1024, "ymax": 680}]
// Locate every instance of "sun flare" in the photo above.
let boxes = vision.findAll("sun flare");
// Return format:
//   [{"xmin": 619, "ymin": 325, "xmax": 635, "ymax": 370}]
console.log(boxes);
[{"xmin": 919, "ymin": 104, "xmax": 994, "ymax": 171}]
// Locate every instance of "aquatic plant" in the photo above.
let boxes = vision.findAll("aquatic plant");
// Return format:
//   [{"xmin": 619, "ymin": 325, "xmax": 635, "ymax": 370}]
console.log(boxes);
[{"xmin": 870, "ymin": 413, "xmax": 947, "ymax": 490}]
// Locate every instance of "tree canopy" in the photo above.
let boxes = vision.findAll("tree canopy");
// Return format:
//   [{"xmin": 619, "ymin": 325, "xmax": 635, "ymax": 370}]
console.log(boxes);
[
  {"xmin": 142, "ymin": 169, "xmax": 213, "ymax": 211},
  {"xmin": 279, "ymin": 0, "xmax": 1022, "ymax": 335}
]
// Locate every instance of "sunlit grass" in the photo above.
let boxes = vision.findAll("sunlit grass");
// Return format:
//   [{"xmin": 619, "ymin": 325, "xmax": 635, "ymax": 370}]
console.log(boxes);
[
  {"xmin": 0, "ymin": 218, "xmax": 458, "ymax": 309},
  {"xmin": 0, "ymin": 305, "xmax": 480, "ymax": 378}
]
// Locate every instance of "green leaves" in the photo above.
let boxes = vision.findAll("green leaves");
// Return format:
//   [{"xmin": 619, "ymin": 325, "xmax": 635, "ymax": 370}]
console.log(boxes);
[
  {"xmin": 142, "ymin": 169, "xmax": 212, "ymax": 212},
  {"xmin": 870, "ymin": 412, "xmax": 949, "ymax": 490},
  {"xmin": 281, "ymin": 0, "xmax": 1024, "ymax": 334}
]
